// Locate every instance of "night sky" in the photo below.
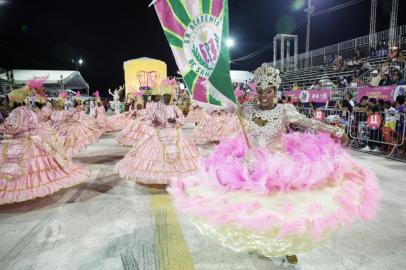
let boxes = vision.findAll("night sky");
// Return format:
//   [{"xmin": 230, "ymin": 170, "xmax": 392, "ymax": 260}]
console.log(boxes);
[{"xmin": 0, "ymin": 0, "xmax": 405, "ymax": 96}]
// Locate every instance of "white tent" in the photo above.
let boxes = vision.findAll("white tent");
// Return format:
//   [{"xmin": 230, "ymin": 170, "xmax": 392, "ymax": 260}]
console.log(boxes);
[
  {"xmin": 0, "ymin": 69, "xmax": 89, "ymax": 95},
  {"xmin": 230, "ymin": 70, "xmax": 254, "ymax": 83}
]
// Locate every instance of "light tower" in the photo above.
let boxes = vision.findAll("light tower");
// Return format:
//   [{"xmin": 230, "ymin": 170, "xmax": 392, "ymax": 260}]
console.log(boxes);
[
  {"xmin": 388, "ymin": 0, "xmax": 399, "ymax": 48},
  {"xmin": 305, "ymin": 0, "xmax": 315, "ymax": 67},
  {"xmin": 369, "ymin": 0, "xmax": 377, "ymax": 49}
]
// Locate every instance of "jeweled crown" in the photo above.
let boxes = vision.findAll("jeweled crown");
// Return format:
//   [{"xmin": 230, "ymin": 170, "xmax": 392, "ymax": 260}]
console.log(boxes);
[{"xmin": 254, "ymin": 63, "xmax": 281, "ymax": 89}]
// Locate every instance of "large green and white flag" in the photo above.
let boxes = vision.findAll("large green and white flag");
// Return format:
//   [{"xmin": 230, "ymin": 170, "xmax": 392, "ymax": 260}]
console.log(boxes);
[{"xmin": 152, "ymin": 0, "xmax": 235, "ymax": 107}]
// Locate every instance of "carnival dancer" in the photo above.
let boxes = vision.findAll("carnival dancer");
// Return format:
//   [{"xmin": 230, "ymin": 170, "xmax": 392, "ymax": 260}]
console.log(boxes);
[
  {"xmin": 185, "ymin": 105, "xmax": 203, "ymax": 125},
  {"xmin": 168, "ymin": 63, "xmax": 379, "ymax": 268},
  {"xmin": 192, "ymin": 110, "xmax": 222, "ymax": 144},
  {"xmin": 116, "ymin": 103, "xmax": 153, "ymax": 147},
  {"xmin": 74, "ymin": 92, "xmax": 104, "ymax": 139},
  {"xmin": 89, "ymin": 98, "xmax": 96, "ymax": 117},
  {"xmin": 115, "ymin": 79, "xmax": 200, "ymax": 185},
  {"xmin": 95, "ymin": 100, "xmax": 121, "ymax": 132},
  {"xmin": 0, "ymin": 87, "xmax": 90, "ymax": 205},
  {"xmin": 51, "ymin": 94, "xmax": 100, "ymax": 156},
  {"xmin": 33, "ymin": 95, "xmax": 63, "ymax": 149}
]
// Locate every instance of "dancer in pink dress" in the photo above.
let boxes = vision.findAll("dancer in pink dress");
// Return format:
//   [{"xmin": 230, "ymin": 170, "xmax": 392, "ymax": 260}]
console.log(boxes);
[
  {"xmin": 192, "ymin": 110, "xmax": 222, "ymax": 144},
  {"xmin": 95, "ymin": 101, "xmax": 122, "ymax": 132},
  {"xmin": 115, "ymin": 84, "xmax": 200, "ymax": 185},
  {"xmin": 33, "ymin": 95, "xmax": 63, "ymax": 149},
  {"xmin": 0, "ymin": 87, "xmax": 90, "ymax": 205},
  {"xmin": 74, "ymin": 98, "xmax": 105, "ymax": 140},
  {"xmin": 185, "ymin": 105, "xmax": 203, "ymax": 125},
  {"xmin": 168, "ymin": 64, "xmax": 379, "ymax": 268},
  {"xmin": 51, "ymin": 97, "xmax": 100, "ymax": 157},
  {"xmin": 116, "ymin": 103, "xmax": 153, "ymax": 147}
]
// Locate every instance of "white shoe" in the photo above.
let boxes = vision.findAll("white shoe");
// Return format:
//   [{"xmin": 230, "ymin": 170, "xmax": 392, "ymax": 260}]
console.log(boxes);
[
  {"xmin": 371, "ymin": 147, "xmax": 380, "ymax": 152},
  {"xmin": 360, "ymin": 146, "xmax": 371, "ymax": 151}
]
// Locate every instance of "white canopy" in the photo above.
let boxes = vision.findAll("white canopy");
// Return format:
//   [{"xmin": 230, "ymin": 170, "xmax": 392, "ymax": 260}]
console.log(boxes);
[
  {"xmin": 230, "ymin": 70, "xmax": 254, "ymax": 83},
  {"xmin": 0, "ymin": 69, "xmax": 89, "ymax": 91}
]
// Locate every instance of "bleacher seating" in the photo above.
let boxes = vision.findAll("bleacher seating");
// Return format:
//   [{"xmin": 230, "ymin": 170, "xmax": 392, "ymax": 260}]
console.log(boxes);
[{"xmin": 280, "ymin": 56, "xmax": 388, "ymax": 90}]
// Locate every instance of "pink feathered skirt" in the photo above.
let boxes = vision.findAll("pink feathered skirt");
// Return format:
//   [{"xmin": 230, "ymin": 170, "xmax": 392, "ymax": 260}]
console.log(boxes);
[
  {"xmin": 168, "ymin": 132, "xmax": 380, "ymax": 257},
  {"xmin": 0, "ymin": 134, "xmax": 90, "ymax": 205},
  {"xmin": 115, "ymin": 127, "xmax": 200, "ymax": 184}
]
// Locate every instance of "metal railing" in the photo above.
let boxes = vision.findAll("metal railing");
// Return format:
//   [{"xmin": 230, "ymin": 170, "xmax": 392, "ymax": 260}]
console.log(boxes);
[{"xmin": 290, "ymin": 107, "xmax": 406, "ymax": 161}]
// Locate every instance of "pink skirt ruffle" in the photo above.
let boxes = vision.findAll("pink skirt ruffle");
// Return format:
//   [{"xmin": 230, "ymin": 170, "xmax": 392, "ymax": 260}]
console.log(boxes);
[
  {"xmin": 0, "ymin": 135, "xmax": 90, "ymax": 205},
  {"xmin": 168, "ymin": 133, "xmax": 380, "ymax": 256},
  {"xmin": 115, "ymin": 128, "xmax": 200, "ymax": 184},
  {"xmin": 56, "ymin": 121, "xmax": 100, "ymax": 156},
  {"xmin": 185, "ymin": 110, "xmax": 203, "ymax": 124},
  {"xmin": 116, "ymin": 120, "xmax": 154, "ymax": 147},
  {"xmin": 81, "ymin": 113, "xmax": 105, "ymax": 138},
  {"xmin": 193, "ymin": 115, "xmax": 239, "ymax": 143},
  {"xmin": 36, "ymin": 121, "xmax": 64, "ymax": 150}
]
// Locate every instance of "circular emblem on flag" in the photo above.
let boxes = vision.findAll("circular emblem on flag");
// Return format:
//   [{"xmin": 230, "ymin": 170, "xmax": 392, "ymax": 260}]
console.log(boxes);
[
  {"xmin": 314, "ymin": 109, "xmax": 325, "ymax": 120},
  {"xmin": 184, "ymin": 15, "xmax": 222, "ymax": 79},
  {"xmin": 367, "ymin": 113, "xmax": 381, "ymax": 129}
]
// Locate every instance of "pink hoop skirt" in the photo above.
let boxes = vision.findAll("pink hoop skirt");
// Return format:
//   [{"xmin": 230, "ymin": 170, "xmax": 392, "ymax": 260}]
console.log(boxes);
[
  {"xmin": 80, "ymin": 112, "xmax": 105, "ymax": 138},
  {"xmin": 56, "ymin": 121, "xmax": 101, "ymax": 157},
  {"xmin": 168, "ymin": 133, "xmax": 380, "ymax": 257},
  {"xmin": 115, "ymin": 128, "xmax": 200, "ymax": 184},
  {"xmin": 36, "ymin": 121, "xmax": 64, "ymax": 150},
  {"xmin": 193, "ymin": 114, "xmax": 239, "ymax": 143},
  {"xmin": 192, "ymin": 114, "xmax": 220, "ymax": 144},
  {"xmin": 116, "ymin": 120, "xmax": 154, "ymax": 147},
  {"xmin": 185, "ymin": 110, "xmax": 203, "ymax": 124},
  {"xmin": 0, "ymin": 133, "xmax": 90, "ymax": 205}
]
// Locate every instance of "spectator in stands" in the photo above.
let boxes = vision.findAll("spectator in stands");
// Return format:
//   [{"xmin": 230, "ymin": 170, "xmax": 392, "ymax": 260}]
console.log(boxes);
[
  {"xmin": 396, "ymin": 95, "xmax": 405, "ymax": 113},
  {"xmin": 309, "ymin": 81, "xmax": 318, "ymax": 90},
  {"xmin": 384, "ymin": 100, "xmax": 397, "ymax": 131},
  {"xmin": 354, "ymin": 96, "xmax": 369, "ymax": 147},
  {"xmin": 340, "ymin": 76, "xmax": 348, "ymax": 88},
  {"xmin": 387, "ymin": 48, "xmax": 397, "ymax": 62},
  {"xmin": 392, "ymin": 69, "xmax": 404, "ymax": 85},
  {"xmin": 378, "ymin": 99, "xmax": 385, "ymax": 112},
  {"xmin": 379, "ymin": 73, "xmax": 392, "ymax": 86},
  {"xmin": 360, "ymin": 101, "xmax": 382, "ymax": 152},
  {"xmin": 395, "ymin": 95, "xmax": 405, "ymax": 136},
  {"xmin": 369, "ymin": 70, "xmax": 381, "ymax": 87},
  {"xmin": 355, "ymin": 49, "xmax": 363, "ymax": 60},
  {"xmin": 358, "ymin": 59, "xmax": 372, "ymax": 76},
  {"xmin": 333, "ymin": 55, "xmax": 343, "ymax": 72},
  {"xmin": 350, "ymin": 74, "xmax": 363, "ymax": 87},
  {"xmin": 342, "ymin": 93, "xmax": 355, "ymax": 112},
  {"xmin": 355, "ymin": 96, "xmax": 369, "ymax": 110},
  {"xmin": 368, "ymin": 98, "xmax": 379, "ymax": 109},
  {"xmin": 380, "ymin": 60, "xmax": 390, "ymax": 75},
  {"xmin": 327, "ymin": 55, "xmax": 334, "ymax": 65},
  {"xmin": 292, "ymin": 82, "xmax": 301, "ymax": 91}
]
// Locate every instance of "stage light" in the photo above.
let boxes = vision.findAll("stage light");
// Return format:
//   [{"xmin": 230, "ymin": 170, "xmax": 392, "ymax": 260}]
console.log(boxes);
[{"xmin": 226, "ymin": 38, "xmax": 235, "ymax": 48}]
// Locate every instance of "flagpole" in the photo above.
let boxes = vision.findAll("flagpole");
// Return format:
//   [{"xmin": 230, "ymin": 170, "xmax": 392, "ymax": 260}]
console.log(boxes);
[{"xmin": 236, "ymin": 103, "xmax": 251, "ymax": 149}]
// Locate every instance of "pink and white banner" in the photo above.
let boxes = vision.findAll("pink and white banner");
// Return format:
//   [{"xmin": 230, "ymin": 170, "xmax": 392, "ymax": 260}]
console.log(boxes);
[
  {"xmin": 356, "ymin": 85, "xmax": 405, "ymax": 102},
  {"xmin": 284, "ymin": 89, "xmax": 332, "ymax": 103}
]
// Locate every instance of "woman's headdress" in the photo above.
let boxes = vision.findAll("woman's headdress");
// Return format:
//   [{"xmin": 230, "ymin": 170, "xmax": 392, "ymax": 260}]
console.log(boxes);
[
  {"xmin": 254, "ymin": 63, "xmax": 281, "ymax": 89},
  {"xmin": 151, "ymin": 77, "xmax": 177, "ymax": 97}
]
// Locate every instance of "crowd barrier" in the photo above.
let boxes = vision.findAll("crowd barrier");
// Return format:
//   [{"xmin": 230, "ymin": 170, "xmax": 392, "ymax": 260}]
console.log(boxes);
[{"xmin": 291, "ymin": 107, "xmax": 406, "ymax": 161}]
